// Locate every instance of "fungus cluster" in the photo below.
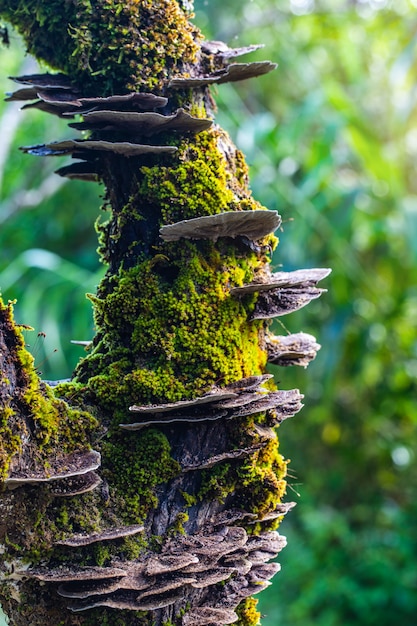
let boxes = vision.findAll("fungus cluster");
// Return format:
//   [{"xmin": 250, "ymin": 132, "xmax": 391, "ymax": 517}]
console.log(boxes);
[{"xmin": 27, "ymin": 521, "xmax": 287, "ymax": 620}]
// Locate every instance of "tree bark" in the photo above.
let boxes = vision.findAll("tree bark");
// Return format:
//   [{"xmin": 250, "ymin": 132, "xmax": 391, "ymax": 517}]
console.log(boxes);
[{"xmin": 0, "ymin": 2, "xmax": 329, "ymax": 624}]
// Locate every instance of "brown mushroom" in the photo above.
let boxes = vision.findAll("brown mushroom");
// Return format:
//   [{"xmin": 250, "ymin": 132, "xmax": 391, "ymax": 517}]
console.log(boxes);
[
  {"xmin": 145, "ymin": 554, "xmax": 199, "ymax": 576},
  {"xmin": 182, "ymin": 607, "xmax": 238, "ymax": 626},
  {"xmin": 50, "ymin": 470, "xmax": 102, "ymax": 497},
  {"xmin": 231, "ymin": 267, "xmax": 331, "ymax": 295},
  {"xmin": 55, "ymin": 162, "xmax": 101, "ymax": 182},
  {"xmin": 27, "ymin": 565, "xmax": 127, "ymax": 582},
  {"xmin": 129, "ymin": 390, "xmax": 237, "ymax": 414},
  {"xmin": 9, "ymin": 73, "xmax": 74, "ymax": 89},
  {"xmin": 5, "ymin": 450, "xmax": 101, "ymax": 488},
  {"xmin": 201, "ymin": 41, "xmax": 263, "ymax": 58}
]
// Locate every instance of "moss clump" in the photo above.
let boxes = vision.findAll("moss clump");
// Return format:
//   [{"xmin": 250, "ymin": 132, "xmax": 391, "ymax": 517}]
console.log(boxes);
[
  {"xmin": 236, "ymin": 437, "xmax": 288, "ymax": 520},
  {"xmin": 0, "ymin": 298, "xmax": 98, "ymax": 482},
  {"xmin": 102, "ymin": 429, "xmax": 181, "ymax": 523},
  {"xmin": 195, "ymin": 421, "xmax": 288, "ymax": 523},
  {"xmin": 140, "ymin": 130, "xmax": 266, "ymax": 225},
  {"xmin": 0, "ymin": 0, "xmax": 199, "ymax": 95},
  {"xmin": 235, "ymin": 597, "xmax": 261, "ymax": 626},
  {"xmin": 72, "ymin": 243, "xmax": 263, "ymax": 422}
]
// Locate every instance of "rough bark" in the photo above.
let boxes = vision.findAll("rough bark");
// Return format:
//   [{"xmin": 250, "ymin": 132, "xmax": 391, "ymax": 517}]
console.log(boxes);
[{"xmin": 0, "ymin": 2, "xmax": 330, "ymax": 625}]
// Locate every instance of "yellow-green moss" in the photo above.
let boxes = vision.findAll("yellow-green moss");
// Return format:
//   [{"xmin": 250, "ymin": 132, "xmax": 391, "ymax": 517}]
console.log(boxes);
[
  {"xmin": 72, "ymin": 242, "xmax": 264, "ymax": 422},
  {"xmin": 0, "ymin": 298, "xmax": 98, "ymax": 483},
  {"xmin": 0, "ymin": 0, "xmax": 200, "ymax": 94},
  {"xmin": 237, "ymin": 438, "xmax": 288, "ymax": 520},
  {"xmin": 235, "ymin": 597, "xmax": 261, "ymax": 626},
  {"xmin": 139, "ymin": 130, "xmax": 267, "ymax": 225}
]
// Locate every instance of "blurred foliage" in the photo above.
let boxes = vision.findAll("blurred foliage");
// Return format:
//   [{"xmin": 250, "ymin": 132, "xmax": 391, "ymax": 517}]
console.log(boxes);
[
  {"xmin": 1, "ymin": 0, "xmax": 417, "ymax": 624},
  {"xmin": 193, "ymin": 0, "xmax": 417, "ymax": 624}
]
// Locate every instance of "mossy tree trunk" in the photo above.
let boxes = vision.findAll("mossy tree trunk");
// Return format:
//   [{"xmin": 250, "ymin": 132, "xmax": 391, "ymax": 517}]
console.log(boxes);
[{"xmin": 0, "ymin": 2, "xmax": 329, "ymax": 625}]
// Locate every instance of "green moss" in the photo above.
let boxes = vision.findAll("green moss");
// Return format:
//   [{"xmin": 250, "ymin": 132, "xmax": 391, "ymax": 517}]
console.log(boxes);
[
  {"xmin": 0, "ymin": 0, "xmax": 200, "ymax": 94},
  {"xmin": 102, "ymin": 429, "xmax": 181, "ymax": 523},
  {"xmin": 235, "ymin": 597, "xmax": 261, "ymax": 626},
  {"xmin": 140, "ymin": 130, "xmax": 268, "ymax": 225},
  {"xmin": 73, "ymin": 241, "xmax": 264, "ymax": 422},
  {"xmin": 236, "ymin": 437, "xmax": 288, "ymax": 520},
  {"xmin": 0, "ymin": 298, "xmax": 98, "ymax": 483}
]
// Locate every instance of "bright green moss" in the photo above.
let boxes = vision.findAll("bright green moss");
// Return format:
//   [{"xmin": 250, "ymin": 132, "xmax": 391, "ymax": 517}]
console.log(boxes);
[
  {"xmin": 0, "ymin": 297, "xmax": 98, "ymax": 484},
  {"xmin": 73, "ymin": 241, "xmax": 264, "ymax": 422},
  {"xmin": 235, "ymin": 597, "xmax": 261, "ymax": 626},
  {"xmin": 237, "ymin": 438, "xmax": 288, "ymax": 519},
  {"xmin": 102, "ymin": 429, "xmax": 181, "ymax": 523},
  {"xmin": 0, "ymin": 0, "xmax": 200, "ymax": 94},
  {"xmin": 140, "ymin": 129, "xmax": 268, "ymax": 225}
]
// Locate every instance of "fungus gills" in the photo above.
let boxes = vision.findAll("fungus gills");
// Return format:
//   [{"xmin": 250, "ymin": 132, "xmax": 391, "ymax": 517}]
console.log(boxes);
[{"xmin": 0, "ymin": 2, "xmax": 330, "ymax": 625}]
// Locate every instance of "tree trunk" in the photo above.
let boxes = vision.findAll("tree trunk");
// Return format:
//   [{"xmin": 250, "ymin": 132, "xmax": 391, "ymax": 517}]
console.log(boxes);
[{"xmin": 0, "ymin": 2, "xmax": 329, "ymax": 624}]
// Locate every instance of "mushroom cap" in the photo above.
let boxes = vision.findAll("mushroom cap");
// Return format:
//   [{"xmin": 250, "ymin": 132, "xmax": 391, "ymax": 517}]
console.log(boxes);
[
  {"xmin": 56, "ymin": 524, "xmax": 144, "ymax": 547},
  {"xmin": 169, "ymin": 61, "xmax": 277, "ymax": 88},
  {"xmin": 21, "ymin": 139, "xmax": 177, "ymax": 157},
  {"xmin": 69, "ymin": 108, "xmax": 213, "ymax": 135},
  {"xmin": 159, "ymin": 210, "xmax": 281, "ymax": 242},
  {"xmin": 5, "ymin": 450, "xmax": 101, "ymax": 488}
]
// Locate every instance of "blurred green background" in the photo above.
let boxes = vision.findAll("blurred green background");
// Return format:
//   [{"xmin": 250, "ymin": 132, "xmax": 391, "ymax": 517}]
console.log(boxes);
[{"xmin": 1, "ymin": 0, "xmax": 417, "ymax": 624}]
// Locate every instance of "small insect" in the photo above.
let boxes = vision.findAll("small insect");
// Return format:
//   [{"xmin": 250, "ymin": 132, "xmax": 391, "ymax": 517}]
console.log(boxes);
[{"xmin": 0, "ymin": 25, "xmax": 10, "ymax": 47}]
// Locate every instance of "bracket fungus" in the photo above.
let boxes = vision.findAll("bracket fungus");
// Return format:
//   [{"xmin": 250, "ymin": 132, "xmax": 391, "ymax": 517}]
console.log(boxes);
[
  {"xmin": 159, "ymin": 209, "xmax": 281, "ymax": 242},
  {"xmin": 266, "ymin": 331, "xmax": 321, "ymax": 367},
  {"xmin": 122, "ymin": 375, "xmax": 303, "ymax": 429},
  {"xmin": 4, "ymin": 449, "xmax": 101, "ymax": 489},
  {"xmin": 22, "ymin": 139, "xmax": 178, "ymax": 158},
  {"xmin": 229, "ymin": 267, "xmax": 332, "ymax": 320},
  {"xmin": 201, "ymin": 41, "xmax": 265, "ymax": 59},
  {"xmin": 169, "ymin": 61, "xmax": 277, "ymax": 88},
  {"xmin": 49, "ymin": 470, "xmax": 102, "ymax": 497},
  {"xmin": 69, "ymin": 108, "xmax": 213, "ymax": 135},
  {"xmin": 182, "ymin": 607, "xmax": 238, "ymax": 625},
  {"xmin": 56, "ymin": 524, "xmax": 144, "ymax": 547},
  {"xmin": 27, "ymin": 523, "xmax": 284, "ymax": 616}
]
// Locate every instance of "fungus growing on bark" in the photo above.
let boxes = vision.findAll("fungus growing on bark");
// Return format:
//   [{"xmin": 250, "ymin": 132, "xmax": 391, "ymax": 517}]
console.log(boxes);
[
  {"xmin": 22, "ymin": 139, "xmax": 178, "ymax": 158},
  {"xmin": 201, "ymin": 41, "xmax": 264, "ymax": 59},
  {"xmin": 169, "ymin": 61, "xmax": 277, "ymax": 88},
  {"xmin": 56, "ymin": 524, "xmax": 144, "ymax": 547},
  {"xmin": 122, "ymin": 377, "xmax": 303, "ymax": 429},
  {"xmin": 8, "ymin": 75, "xmax": 168, "ymax": 112},
  {"xmin": 49, "ymin": 470, "xmax": 102, "ymax": 497},
  {"xmin": 181, "ymin": 444, "xmax": 264, "ymax": 472},
  {"xmin": 159, "ymin": 209, "xmax": 281, "ymax": 242},
  {"xmin": 230, "ymin": 267, "xmax": 332, "ymax": 295},
  {"xmin": 4, "ymin": 449, "xmax": 101, "ymax": 488},
  {"xmin": 266, "ymin": 331, "xmax": 321, "ymax": 367},
  {"xmin": 181, "ymin": 606, "xmax": 238, "ymax": 626},
  {"xmin": 55, "ymin": 161, "xmax": 101, "ymax": 182},
  {"xmin": 69, "ymin": 108, "xmax": 213, "ymax": 135},
  {"xmin": 0, "ymin": 0, "xmax": 331, "ymax": 623}
]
